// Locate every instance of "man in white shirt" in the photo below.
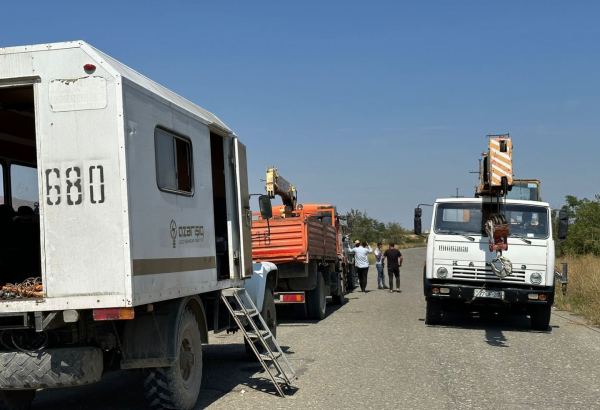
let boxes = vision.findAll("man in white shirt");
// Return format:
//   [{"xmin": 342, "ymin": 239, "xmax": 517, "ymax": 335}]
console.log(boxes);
[
  {"xmin": 374, "ymin": 242, "xmax": 387, "ymax": 289},
  {"xmin": 348, "ymin": 241, "xmax": 373, "ymax": 292}
]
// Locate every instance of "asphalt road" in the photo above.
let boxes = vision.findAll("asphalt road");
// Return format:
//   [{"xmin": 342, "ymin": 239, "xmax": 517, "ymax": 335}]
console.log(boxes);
[{"xmin": 35, "ymin": 247, "xmax": 600, "ymax": 409}]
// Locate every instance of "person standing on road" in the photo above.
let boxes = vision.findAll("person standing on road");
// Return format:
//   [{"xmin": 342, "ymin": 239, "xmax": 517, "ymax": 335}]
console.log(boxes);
[
  {"xmin": 347, "ymin": 241, "xmax": 373, "ymax": 292},
  {"xmin": 374, "ymin": 242, "xmax": 387, "ymax": 289},
  {"xmin": 351, "ymin": 240, "xmax": 361, "ymax": 288},
  {"xmin": 383, "ymin": 243, "xmax": 403, "ymax": 293}
]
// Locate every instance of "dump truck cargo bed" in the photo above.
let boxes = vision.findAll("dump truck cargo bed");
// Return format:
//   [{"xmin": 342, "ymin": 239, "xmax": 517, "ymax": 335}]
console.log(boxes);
[{"xmin": 252, "ymin": 217, "xmax": 337, "ymax": 264}]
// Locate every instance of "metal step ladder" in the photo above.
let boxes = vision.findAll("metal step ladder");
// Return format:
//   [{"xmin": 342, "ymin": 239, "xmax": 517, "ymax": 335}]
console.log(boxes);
[{"xmin": 221, "ymin": 288, "xmax": 296, "ymax": 397}]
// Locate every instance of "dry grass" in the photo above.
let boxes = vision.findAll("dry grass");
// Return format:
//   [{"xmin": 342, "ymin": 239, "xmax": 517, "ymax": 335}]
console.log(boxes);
[{"xmin": 555, "ymin": 254, "xmax": 600, "ymax": 326}]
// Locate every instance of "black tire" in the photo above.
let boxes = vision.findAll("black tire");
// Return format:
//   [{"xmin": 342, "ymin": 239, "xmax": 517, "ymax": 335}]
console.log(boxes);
[
  {"xmin": 144, "ymin": 308, "xmax": 203, "ymax": 410},
  {"xmin": 0, "ymin": 390, "xmax": 35, "ymax": 410},
  {"xmin": 306, "ymin": 272, "xmax": 327, "ymax": 320},
  {"xmin": 425, "ymin": 299, "xmax": 443, "ymax": 325},
  {"xmin": 0, "ymin": 347, "xmax": 102, "ymax": 390},
  {"xmin": 332, "ymin": 271, "xmax": 345, "ymax": 305},
  {"xmin": 245, "ymin": 287, "xmax": 277, "ymax": 358},
  {"xmin": 345, "ymin": 265, "xmax": 354, "ymax": 293},
  {"xmin": 530, "ymin": 305, "xmax": 551, "ymax": 331}
]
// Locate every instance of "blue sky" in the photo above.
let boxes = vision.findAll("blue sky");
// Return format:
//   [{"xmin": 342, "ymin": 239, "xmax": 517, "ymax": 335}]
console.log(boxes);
[{"xmin": 1, "ymin": 1, "xmax": 599, "ymax": 227}]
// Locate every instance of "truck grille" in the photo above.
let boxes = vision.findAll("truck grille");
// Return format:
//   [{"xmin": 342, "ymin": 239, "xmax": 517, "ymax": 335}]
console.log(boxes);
[{"xmin": 452, "ymin": 266, "xmax": 526, "ymax": 283}]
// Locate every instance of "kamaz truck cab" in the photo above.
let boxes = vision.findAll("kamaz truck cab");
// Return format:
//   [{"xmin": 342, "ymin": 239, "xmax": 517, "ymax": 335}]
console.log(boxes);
[{"xmin": 417, "ymin": 197, "xmax": 556, "ymax": 330}]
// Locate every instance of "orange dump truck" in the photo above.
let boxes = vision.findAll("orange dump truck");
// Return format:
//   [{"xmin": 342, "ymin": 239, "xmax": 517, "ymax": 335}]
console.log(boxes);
[{"xmin": 252, "ymin": 203, "xmax": 351, "ymax": 319}]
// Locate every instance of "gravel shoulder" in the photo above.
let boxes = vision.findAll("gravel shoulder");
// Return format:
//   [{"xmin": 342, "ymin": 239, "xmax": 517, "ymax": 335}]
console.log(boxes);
[{"xmin": 34, "ymin": 247, "xmax": 600, "ymax": 409}]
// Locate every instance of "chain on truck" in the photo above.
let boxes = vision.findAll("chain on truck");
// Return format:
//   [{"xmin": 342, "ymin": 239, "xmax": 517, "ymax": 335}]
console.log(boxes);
[
  {"xmin": 414, "ymin": 134, "xmax": 570, "ymax": 330},
  {"xmin": 0, "ymin": 41, "xmax": 297, "ymax": 410}
]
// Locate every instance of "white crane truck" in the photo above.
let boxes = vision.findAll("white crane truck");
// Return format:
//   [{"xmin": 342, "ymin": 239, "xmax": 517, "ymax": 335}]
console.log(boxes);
[
  {"xmin": 0, "ymin": 41, "xmax": 278, "ymax": 409},
  {"xmin": 415, "ymin": 135, "xmax": 568, "ymax": 330}
]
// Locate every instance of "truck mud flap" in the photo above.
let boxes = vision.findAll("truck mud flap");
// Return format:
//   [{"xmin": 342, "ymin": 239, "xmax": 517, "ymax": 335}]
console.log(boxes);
[{"xmin": 0, "ymin": 347, "xmax": 103, "ymax": 390}]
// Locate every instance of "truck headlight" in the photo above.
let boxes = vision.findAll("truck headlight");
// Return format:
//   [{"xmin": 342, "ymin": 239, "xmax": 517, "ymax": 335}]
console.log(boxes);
[
  {"xmin": 530, "ymin": 272, "xmax": 543, "ymax": 285},
  {"xmin": 437, "ymin": 267, "xmax": 448, "ymax": 279}
]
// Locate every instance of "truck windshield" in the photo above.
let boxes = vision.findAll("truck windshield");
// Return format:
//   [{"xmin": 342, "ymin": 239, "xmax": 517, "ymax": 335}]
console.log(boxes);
[
  {"xmin": 434, "ymin": 202, "xmax": 549, "ymax": 239},
  {"xmin": 507, "ymin": 182, "xmax": 540, "ymax": 201}
]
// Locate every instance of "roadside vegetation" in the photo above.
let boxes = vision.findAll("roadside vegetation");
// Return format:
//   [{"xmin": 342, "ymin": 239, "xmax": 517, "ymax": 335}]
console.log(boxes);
[
  {"xmin": 555, "ymin": 254, "xmax": 600, "ymax": 326},
  {"xmin": 554, "ymin": 195, "xmax": 600, "ymax": 326},
  {"xmin": 347, "ymin": 209, "xmax": 425, "ymax": 248}
]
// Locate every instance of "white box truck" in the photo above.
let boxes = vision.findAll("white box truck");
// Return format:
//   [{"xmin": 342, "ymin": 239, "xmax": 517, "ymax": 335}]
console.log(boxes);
[
  {"xmin": 0, "ymin": 41, "xmax": 278, "ymax": 409},
  {"xmin": 415, "ymin": 197, "xmax": 566, "ymax": 330}
]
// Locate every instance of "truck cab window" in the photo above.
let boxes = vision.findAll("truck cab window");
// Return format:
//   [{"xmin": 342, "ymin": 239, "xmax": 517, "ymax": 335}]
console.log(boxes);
[
  {"xmin": 155, "ymin": 127, "xmax": 193, "ymax": 194},
  {"xmin": 11, "ymin": 164, "xmax": 38, "ymax": 211},
  {"xmin": 435, "ymin": 203, "xmax": 482, "ymax": 235}
]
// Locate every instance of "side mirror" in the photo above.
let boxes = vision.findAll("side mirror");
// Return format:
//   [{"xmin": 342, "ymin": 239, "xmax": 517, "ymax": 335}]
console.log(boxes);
[
  {"xmin": 414, "ymin": 207, "xmax": 422, "ymax": 236},
  {"xmin": 558, "ymin": 209, "xmax": 568, "ymax": 240},
  {"xmin": 258, "ymin": 195, "xmax": 272, "ymax": 220}
]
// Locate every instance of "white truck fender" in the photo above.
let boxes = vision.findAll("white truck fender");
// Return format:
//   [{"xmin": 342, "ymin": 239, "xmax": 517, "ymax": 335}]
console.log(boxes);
[{"xmin": 244, "ymin": 261, "xmax": 278, "ymax": 311}]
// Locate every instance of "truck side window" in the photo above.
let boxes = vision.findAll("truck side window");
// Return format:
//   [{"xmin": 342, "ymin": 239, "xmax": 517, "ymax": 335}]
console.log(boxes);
[
  {"xmin": 11, "ymin": 164, "xmax": 38, "ymax": 211},
  {"xmin": 155, "ymin": 127, "xmax": 193, "ymax": 195}
]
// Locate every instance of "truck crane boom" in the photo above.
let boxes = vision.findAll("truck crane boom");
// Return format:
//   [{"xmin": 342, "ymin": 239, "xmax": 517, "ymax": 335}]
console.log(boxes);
[
  {"xmin": 265, "ymin": 167, "xmax": 298, "ymax": 215},
  {"xmin": 476, "ymin": 133, "xmax": 513, "ymax": 197}
]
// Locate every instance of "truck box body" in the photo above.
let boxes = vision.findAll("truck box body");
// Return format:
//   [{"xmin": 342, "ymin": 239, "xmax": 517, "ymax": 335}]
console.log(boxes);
[
  {"xmin": 0, "ymin": 41, "xmax": 253, "ymax": 314},
  {"xmin": 252, "ymin": 215, "xmax": 337, "ymax": 264}
]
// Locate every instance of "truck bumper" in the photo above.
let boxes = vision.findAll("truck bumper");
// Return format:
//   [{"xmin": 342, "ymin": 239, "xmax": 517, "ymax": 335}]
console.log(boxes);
[
  {"xmin": 425, "ymin": 280, "xmax": 554, "ymax": 307},
  {"xmin": 0, "ymin": 347, "xmax": 103, "ymax": 390}
]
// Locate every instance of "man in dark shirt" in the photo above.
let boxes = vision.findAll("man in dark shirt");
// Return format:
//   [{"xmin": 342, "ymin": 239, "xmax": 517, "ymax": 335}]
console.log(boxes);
[{"xmin": 383, "ymin": 243, "xmax": 403, "ymax": 293}]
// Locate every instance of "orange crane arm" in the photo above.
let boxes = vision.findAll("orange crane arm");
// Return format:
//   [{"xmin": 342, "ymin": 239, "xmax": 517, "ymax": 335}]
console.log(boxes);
[{"xmin": 265, "ymin": 167, "xmax": 298, "ymax": 211}]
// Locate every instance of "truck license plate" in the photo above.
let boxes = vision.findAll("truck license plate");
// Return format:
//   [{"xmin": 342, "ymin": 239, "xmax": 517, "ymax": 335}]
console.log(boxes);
[{"xmin": 473, "ymin": 289, "xmax": 504, "ymax": 299}]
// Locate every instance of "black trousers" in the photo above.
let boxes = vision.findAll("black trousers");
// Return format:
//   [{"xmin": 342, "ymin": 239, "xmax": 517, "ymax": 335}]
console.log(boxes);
[
  {"xmin": 357, "ymin": 267, "xmax": 369, "ymax": 291},
  {"xmin": 388, "ymin": 267, "xmax": 400, "ymax": 290}
]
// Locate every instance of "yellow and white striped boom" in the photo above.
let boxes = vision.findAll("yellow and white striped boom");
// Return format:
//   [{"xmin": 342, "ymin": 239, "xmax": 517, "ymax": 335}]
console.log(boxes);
[{"xmin": 476, "ymin": 134, "xmax": 514, "ymax": 196}]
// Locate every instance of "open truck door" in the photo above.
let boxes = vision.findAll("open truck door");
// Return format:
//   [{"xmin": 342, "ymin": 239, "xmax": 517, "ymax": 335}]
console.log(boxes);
[{"xmin": 234, "ymin": 138, "xmax": 253, "ymax": 278}]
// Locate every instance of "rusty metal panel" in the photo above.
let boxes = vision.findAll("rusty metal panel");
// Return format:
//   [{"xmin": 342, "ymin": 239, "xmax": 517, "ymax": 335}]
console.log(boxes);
[
  {"xmin": 252, "ymin": 216, "xmax": 338, "ymax": 264},
  {"xmin": 252, "ymin": 218, "xmax": 337, "ymax": 263},
  {"xmin": 251, "ymin": 218, "xmax": 306, "ymax": 263},
  {"xmin": 323, "ymin": 224, "xmax": 337, "ymax": 259},
  {"xmin": 307, "ymin": 218, "xmax": 324, "ymax": 257}
]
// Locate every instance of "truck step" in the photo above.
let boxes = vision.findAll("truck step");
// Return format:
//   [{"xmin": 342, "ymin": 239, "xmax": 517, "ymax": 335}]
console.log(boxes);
[
  {"xmin": 221, "ymin": 287, "xmax": 296, "ymax": 397},
  {"xmin": 233, "ymin": 309, "xmax": 258, "ymax": 317},
  {"xmin": 260, "ymin": 352, "xmax": 282, "ymax": 361},
  {"xmin": 246, "ymin": 331, "xmax": 272, "ymax": 340}
]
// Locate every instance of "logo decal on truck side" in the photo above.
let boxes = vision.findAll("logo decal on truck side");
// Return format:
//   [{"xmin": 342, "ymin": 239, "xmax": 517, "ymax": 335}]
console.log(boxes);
[
  {"xmin": 169, "ymin": 219, "xmax": 204, "ymax": 248},
  {"xmin": 170, "ymin": 219, "xmax": 177, "ymax": 248}
]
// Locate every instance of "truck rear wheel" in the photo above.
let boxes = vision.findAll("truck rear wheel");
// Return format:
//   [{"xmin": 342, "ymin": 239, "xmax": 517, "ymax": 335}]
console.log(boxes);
[
  {"xmin": 306, "ymin": 272, "xmax": 327, "ymax": 320},
  {"xmin": 425, "ymin": 299, "xmax": 443, "ymax": 325},
  {"xmin": 530, "ymin": 305, "xmax": 551, "ymax": 331},
  {"xmin": 0, "ymin": 390, "xmax": 35, "ymax": 410},
  {"xmin": 144, "ymin": 308, "xmax": 203, "ymax": 410},
  {"xmin": 332, "ymin": 271, "xmax": 345, "ymax": 305}
]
